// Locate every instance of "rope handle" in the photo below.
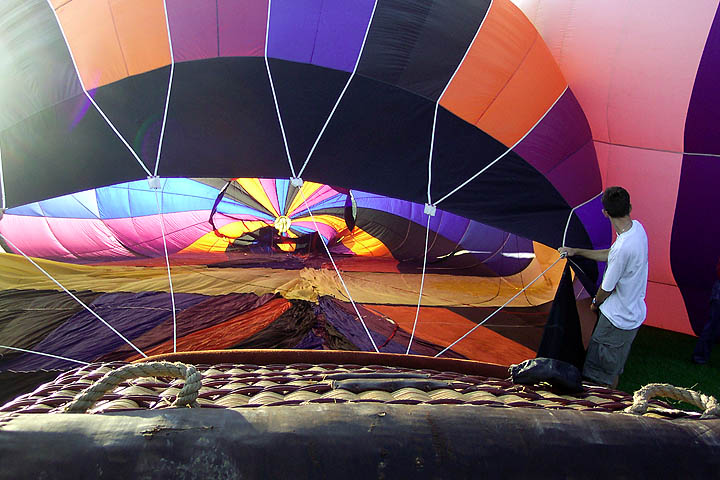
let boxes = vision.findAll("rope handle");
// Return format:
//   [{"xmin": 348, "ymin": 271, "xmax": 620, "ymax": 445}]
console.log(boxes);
[
  {"xmin": 64, "ymin": 361, "xmax": 203, "ymax": 413},
  {"xmin": 625, "ymin": 383, "xmax": 719, "ymax": 419}
]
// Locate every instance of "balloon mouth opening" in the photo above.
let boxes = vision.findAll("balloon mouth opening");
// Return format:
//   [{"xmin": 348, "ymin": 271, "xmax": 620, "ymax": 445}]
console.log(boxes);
[{"xmin": 274, "ymin": 216, "xmax": 292, "ymax": 233}]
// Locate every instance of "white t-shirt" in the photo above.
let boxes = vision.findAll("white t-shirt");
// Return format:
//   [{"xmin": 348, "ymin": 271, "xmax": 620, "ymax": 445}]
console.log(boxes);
[{"xmin": 599, "ymin": 220, "xmax": 648, "ymax": 330}]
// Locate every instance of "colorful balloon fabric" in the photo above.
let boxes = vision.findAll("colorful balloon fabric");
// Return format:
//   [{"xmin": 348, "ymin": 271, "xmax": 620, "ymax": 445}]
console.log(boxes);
[
  {"xmin": 0, "ymin": 0, "xmax": 608, "ymax": 371},
  {"xmin": 512, "ymin": 0, "xmax": 720, "ymax": 335}
]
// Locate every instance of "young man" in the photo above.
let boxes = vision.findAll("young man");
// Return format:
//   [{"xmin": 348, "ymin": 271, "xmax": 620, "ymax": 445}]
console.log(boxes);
[{"xmin": 559, "ymin": 186, "xmax": 649, "ymax": 387}]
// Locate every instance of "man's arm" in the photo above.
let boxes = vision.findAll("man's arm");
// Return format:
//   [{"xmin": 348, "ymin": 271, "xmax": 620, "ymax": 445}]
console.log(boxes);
[
  {"xmin": 558, "ymin": 247, "xmax": 609, "ymax": 262},
  {"xmin": 590, "ymin": 287, "xmax": 612, "ymax": 312}
]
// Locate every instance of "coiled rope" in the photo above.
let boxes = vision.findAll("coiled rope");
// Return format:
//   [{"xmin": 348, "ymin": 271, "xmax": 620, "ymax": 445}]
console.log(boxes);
[
  {"xmin": 64, "ymin": 362, "xmax": 202, "ymax": 413},
  {"xmin": 625, "ymin": 383, "xmax": 719, "ymax": 419}
]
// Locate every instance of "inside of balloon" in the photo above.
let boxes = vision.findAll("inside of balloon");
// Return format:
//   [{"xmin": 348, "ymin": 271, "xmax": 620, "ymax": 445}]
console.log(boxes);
[{"xmin": 0, "ymin": 177, "xmax": 583, "ymax": 375}]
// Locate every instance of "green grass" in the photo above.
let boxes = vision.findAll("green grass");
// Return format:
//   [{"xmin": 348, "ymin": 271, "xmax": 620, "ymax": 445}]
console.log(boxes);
[{"xmin": 617, "ymin": 325, "xmax": 720, "ymax": 410}]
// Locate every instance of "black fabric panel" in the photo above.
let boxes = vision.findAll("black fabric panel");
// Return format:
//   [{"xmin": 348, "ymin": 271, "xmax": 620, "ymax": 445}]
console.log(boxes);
[
  {"xmin": 300, "ymin": 73, "xmax": 433, "ymax": 210},
  {"xmin": 447, "ymin": 304, "xmax": 551, "ymax": 353},
  {"xmin": 0, "ymin": 289, "xmax": 102, "ymax": 369},
  {"xmin": 0, "ymin": 97, "xmax": 150, "ymax": 207},
  {"xmin": 357, "ymin": 0, "xmax": 491, "ymax": 101},
  {"xmin": 221, "ymin": 181, "xmax": 275, "ymax": 217},
  {"xmin": 536, "ymin": 264, "xmax": 586, "ymax": 369},
  {"xmin": 429, "ymin": 106, "xmax": 588, "ymax": 249},
  {"xmin": 268, "ymin": 59, "xmax": 352, "ymax": 172},
  {"xmin": 3, "ymin": 56, "xmax": 591, "ymax": 251},
  {"xmin": 231, "ymin": 300, "xmax": 318, "ymax": 350},
  {"xmin": 0, "ymin": 0, "xmax": 82, "ymax": 131}
]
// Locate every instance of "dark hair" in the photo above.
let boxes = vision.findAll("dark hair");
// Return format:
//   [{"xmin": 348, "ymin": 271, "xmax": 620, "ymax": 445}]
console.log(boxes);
[{"xmin": 601, "ymin": 186, "xmax": 631, "ymax": 218}]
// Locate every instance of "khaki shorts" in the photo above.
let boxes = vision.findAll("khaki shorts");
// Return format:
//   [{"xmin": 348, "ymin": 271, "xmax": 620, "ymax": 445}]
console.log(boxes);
[{"xmin": 582, "ymin": 312, "xmax": 639, "ymax": 386}]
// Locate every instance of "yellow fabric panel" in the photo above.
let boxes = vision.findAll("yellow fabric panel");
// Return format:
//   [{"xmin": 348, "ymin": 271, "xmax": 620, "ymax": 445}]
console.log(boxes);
[
  {"xmin": 178, "ymin": 220, "xmax": 269, "ymax": 253},
  {"xmin": 0, "ymin": 253, "xmax": 308, "ymax": 299},
  {"xmin": 285, "ymin": 181, "xmax": 324, "ymax": 217},
  {"xmin": 293, "ymin": 214, "xmax": 392, "ymax": 257},
  {"xmin": 0, "ymin": 242, "xmax": 563, "ymax": 307},
  {"xmin": 235, "ymin": 179, "xmax": 279, "ymax": 217}
]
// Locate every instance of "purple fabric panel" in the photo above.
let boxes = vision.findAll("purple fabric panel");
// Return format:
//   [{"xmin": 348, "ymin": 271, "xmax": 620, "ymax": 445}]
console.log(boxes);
[
  {"xmin": 671, "ymin": 155, "xmax": 720, "ymax": 333},
  {"xmin": 673, "ymin": 4, "xmax": 720, "ymax": 334},
  {"xmin": 293, "ymin": 330, "xmax": 325, "ymax": 349},
  {"xmin": 167, "ymin": 0, "xmax": 218, "ymax": 62},
  {"xmin": 545, "ymin": 141, "xmax": 600, "ymax": 207},
  {"xmin": 311, "ymin": 0, "xmax": 376, "ymax": 71},
  {"xmin": 267, "ymin": 0, "xmax": 374, "ymax": 72},
  {"xmin": 574, "ymin": 196, "xmax": 611, "ymax": 285},
  {"xmin": 4, "ymin": 292, "xmax": 206, "ymax": 371},
  {"xmin": 99, "ymin": 293, "xmax": 276, "ymax": 361},
  {"xmin": 316, "ymin": 297, "xmax": 398, "ymax": 352},
  {"xmin": 684, "ymin": 5, "xmax": 720, "ymax": 156},
  {"xmin": 574, "ymin": 197, "xmax": 611, "ymax": 251},
  {"xmin": 514, "ymin": 88, "xmax": 601, "ymax": 206},
  {"xmin": 267, "ymin": 0, "xmax": 323, "ymax": 64},
  {"xmin": 219, "ymin": 0, "xmax": 269, "ymax": 57}
]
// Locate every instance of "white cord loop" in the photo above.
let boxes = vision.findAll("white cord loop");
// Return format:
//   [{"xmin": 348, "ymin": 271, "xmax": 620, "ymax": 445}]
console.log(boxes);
[
  {"xmin": 625, "ymin": 383, "xmax": 720, "ymax": 419},
  {"xmin": 64, "ymin": 362, "xmax": 202, "ymax": 413}
]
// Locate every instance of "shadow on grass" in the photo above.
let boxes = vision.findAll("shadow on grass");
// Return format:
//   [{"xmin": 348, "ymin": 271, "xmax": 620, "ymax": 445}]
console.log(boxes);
[{"xmin": 618, "ymin": 325, "xmax": 720, "ymax": 411}]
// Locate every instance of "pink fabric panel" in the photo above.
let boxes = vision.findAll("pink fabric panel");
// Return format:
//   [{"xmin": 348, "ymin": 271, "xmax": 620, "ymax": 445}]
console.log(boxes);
[
  {"xmin": 513, "ymin": 0, "xmax": 717, "ymax": 151},
  {"xmin": 0, "ymin": 216, "xmax": 131, "ymax": 260},
  {"xmin": 259, "ymin": 179, "xmax": 281, "ymax": 216},
  {"xmin": 605, "ymin": 145, "xmax": 682, "ymax": 287},
  {"xmin": 167, "ymin": 0, "xmax": 218, "ymax": 62},
  {"xmin": 103, "ymin": 211, "xmax": 215, "ymax": 256},
  {"xmin": 288, "ymin": 187, "xmax": 340, "ymax": 217},
  {"xmin": 219, "ymin": 0, "xmax": 269, "ymax": 57},
  {"xmin": 645, "ymin": 282, "xmax": 692, "ymax": 335}
]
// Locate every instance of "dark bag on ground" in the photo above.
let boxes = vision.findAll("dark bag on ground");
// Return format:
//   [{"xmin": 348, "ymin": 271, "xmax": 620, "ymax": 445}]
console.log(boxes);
[{"xmin": 509, "ymin": 357, "xmax": 583, "ymax": 393}]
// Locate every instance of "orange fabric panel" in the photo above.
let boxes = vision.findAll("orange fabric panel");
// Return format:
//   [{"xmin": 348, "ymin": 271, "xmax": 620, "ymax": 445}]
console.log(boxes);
[
  {"xmin": 56, "ymin": 0, "xmax": 128, "ymax": 89},
  {"xmin": 369, "ymin": 305, "xmax": 535, "ymax": 365},
  {"xmin": 475, "ymin": 37, "xmax": 566, "ymax": 146},
  {"xmin": 109, "ymin": 0, "xmax": 170, "ymax": 78},
  {"xmin": 134, "ymin": 298, "xmax": 292, "ymax": 359},
  {"xmin": 440, "ymin": 0, "xmax": 566, "ymax": 147},
  {"xmin": 440, "ymin": 0, "xmax": 535, "ymax": 127},
  {"xmin": 56, "ymin": 0, "xmax": 169, "ymax": 90}
]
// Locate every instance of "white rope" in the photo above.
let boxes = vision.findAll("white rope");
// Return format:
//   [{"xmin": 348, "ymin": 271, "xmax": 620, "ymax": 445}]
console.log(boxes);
[
  {"xmin": 625, "ymin": 383, "xmax": 720, "ymax": 419},
  {"xmin": 562, "ymin": 191, "xmax": 602, "ymax": 247},
  {"xmin": 406, "ymin": 214, "xmax": 432, "ymax": 354},
  {"xmin": 153, "ymin": 0, "xmax": 176, "ymax": 176},
  {"xmin": 64, "ymin": 361, "xmax": 202, "ymax": 413},
  {"xmin": 409, "ymin": 8, "xmax": 492, "ymax": 355},
  {"xmin": 296, "ymin": 186, "xmax": 379, "ymax": 352},
  {"xmin": 435, "ymin": 86, "xmax": 568, "ymax": 206},
  {"xmin": 264, "ymin": 0, "xmax": 297, "ymax": 178},
  {"xmin": 296, "ymin": 0, "xmax": 379, "ymax": 179},
  {"xmin": 153, "ymin": 183, "xmax": 178, "ymax": 352},
  {"xmin": 0, "ymin": 345, "xmax": 89, "ymax": 366},
  {"xmin": 45, "ymin": 0, "xmax": 152, "ymax": 177},
  {"xmin": 435, "ymin": 252, "xmax": 567, "ymax": 357},
  {"xmin": 0, "ymin": 235, "xmax": 148, "ymax": 358}
]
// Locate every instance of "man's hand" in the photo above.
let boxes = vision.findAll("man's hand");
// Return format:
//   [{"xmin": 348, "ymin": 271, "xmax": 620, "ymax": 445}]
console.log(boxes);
[
  {"xmin": 590, "ymin": 302, "xmax": 599, "ymax": 313},
  {"xmin": 558, "ymin": 247, "xmax": 577, "ymax": 257}
]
